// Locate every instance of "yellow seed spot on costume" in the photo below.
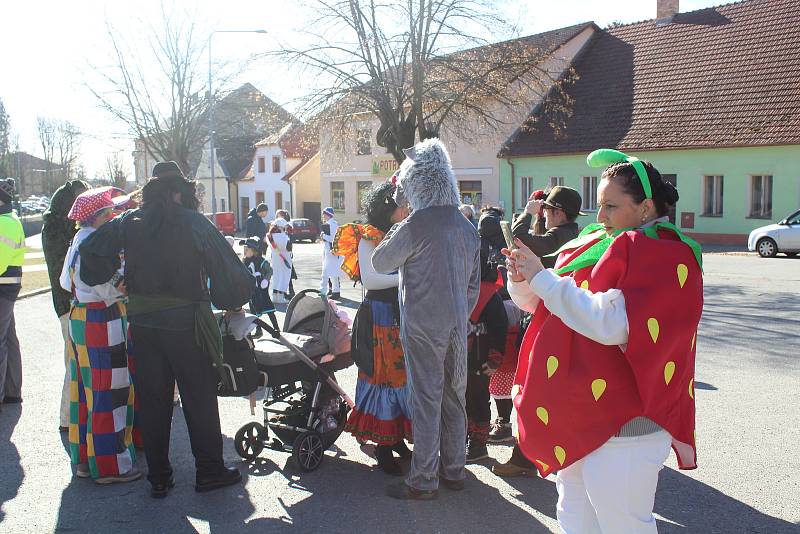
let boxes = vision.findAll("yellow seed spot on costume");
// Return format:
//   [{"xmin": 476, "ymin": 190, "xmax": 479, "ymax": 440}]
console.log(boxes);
[
  {"xmin": 691, "ymin": 332, "xmax": 697, "ymax": 351},
  {"xmin": 536, "ymin": 407, "xmax": 549, "ymax": 425},
  {"xmin": 591, "ymin": 379, "xmax": 607, "ymax": 401},
  {"xmin": 664, "ymin": 361, "xmax": 676, "ymax": 385},
  {"xmin": 677, "ymin": 263, "xmax": 689, "ymax": 288},
  {"xmin": 554, "ymin": 446, "xmax": 566, "ymax": 466},
  {"xmin": 546, "ymin": 356, "xmax": 559, "ymax": 378},
  {"xmin": 689, "ymin": 378, "xmax": 694, "ymax": 399},
  {"xmin": 647, "ymin": 318, "xmax": 660, "ymax": 343},
  {"xmin": 580, "ymin": 280, "xmax": 589, "ymax": 290},
  {"xmin": 535, "ymin": 459, "xmax": 550, "ymax": 472}
]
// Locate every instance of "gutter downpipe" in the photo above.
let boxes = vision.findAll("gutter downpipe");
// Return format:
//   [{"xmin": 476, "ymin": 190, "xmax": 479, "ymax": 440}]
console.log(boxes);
[{"xmin": 506, "ymin": 158, "xmax": 516, "ymax": 221}]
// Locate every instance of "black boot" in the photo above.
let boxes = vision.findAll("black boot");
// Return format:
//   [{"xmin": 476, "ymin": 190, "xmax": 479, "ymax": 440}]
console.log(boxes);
[
  {"xmin": 375, "ymin": 445, "xmax": 402, "ymax": 476},
  {"xmin": 391, "ymin": 440, "xmax": 412, "ymax": 460}
]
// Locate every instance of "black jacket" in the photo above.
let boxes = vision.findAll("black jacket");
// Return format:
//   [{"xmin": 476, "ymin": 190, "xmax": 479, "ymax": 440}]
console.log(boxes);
[
  {"xmin": 79, "ymin": 204, "xmax": 253, "ymax": 327},
  {"xmin": 512, "ymin": 213, "xmax": 580, "ymax": 269},
  {"xmin": 42, "ymin": 181, "xmax": 83, "ymax": 316},
  {"xmin": 244, "ymin": 209, "xmax": 267, "ymax": 240}
]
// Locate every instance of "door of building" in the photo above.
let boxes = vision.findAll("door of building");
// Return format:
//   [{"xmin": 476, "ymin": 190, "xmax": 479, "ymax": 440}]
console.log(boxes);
[
  {"xmin": 303, "ymin": 202, "xmax": 322, "ymax": 227},
  {"xmin": 662, "ymin": 174, "xmax": 677, "ymax": 224},
  {"xmin": 240, "ymin": 196, "xmax": 250, "ymax": 229}
]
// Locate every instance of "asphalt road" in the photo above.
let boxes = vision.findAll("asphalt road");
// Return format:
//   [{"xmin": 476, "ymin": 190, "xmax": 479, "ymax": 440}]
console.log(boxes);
[{"xmin": 0, "ymin": 243, "xmax": 798, "ymax": 533}]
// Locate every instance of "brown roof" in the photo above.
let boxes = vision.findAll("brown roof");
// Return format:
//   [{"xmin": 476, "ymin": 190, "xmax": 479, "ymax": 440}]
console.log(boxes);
[{"xmin": 500, "ymin": 0, "xmax": 800, "ymax": 157}]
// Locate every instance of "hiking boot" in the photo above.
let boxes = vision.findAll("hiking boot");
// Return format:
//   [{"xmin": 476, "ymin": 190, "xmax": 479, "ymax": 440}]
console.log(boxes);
[
  {"xmin": 385, "ymin": 481, "xmax": 438, "ymax": 500},
  {"xmin": 492, "ymin": 459, "xmax": 537, "ymax": 478},
  {"xmin": 376, "ymin": 445, "xmax": 402, "ymax": 476},
  {"xmin": 466, "ymin": 439, "xmax": 490, "ymax": 463},
  {"xmin": 330, "ymin": 292, "xmax": 341, "ymax": 301},
  {"xmin": 95, "ymin": 467, "xmax": 142, "ymax": 485},
  {"xmin": 488, "ymin": 419, "xmax": 514, "ymax": 443},
  {"xmin": 195, "ymin": 466, "xmax": 242, "ymax": 492},
  {"xmin": 151, "ymin": 477, "xmax": 175, "ymax": 499}
]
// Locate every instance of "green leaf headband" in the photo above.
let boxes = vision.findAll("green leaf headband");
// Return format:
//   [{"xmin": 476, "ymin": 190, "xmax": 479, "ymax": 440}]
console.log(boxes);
[{"xmin": 587, "ymin": 149, "xmax": 652, "ymax": 199}]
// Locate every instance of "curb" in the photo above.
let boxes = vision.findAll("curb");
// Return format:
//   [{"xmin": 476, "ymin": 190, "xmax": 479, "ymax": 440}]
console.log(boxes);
[{"xmin": 19, "ymin": 287, "xmax": 51, "ymax": 300}]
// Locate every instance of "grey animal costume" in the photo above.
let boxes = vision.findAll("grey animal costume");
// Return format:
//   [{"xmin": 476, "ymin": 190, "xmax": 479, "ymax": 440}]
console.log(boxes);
[{"xmin": 372, "ymin": 138, "xmax": 480, "ymax": 491}]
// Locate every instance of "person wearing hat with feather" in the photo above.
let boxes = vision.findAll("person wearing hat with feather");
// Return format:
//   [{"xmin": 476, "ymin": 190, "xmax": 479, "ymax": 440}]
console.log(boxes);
[
  {"xmin": 59, "ymin": 186, "xmax": 141, "ymax": 483},
  {"xmin": 504, "ymin": 149, "xmax": 703, "ymax": 533},
  {"xmin": 0, "ymin": 178, "xmax": 25, "ymax": 411}
]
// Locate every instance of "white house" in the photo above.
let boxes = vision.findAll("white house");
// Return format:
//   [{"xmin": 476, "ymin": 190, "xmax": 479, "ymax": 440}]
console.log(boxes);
[{"xmin": 236, "ymin": 123, "xmax": 301, "ymax": 224}]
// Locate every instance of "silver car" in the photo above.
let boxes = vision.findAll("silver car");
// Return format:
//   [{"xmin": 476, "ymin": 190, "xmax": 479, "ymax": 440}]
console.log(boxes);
[{"xmin": 748, "ymin": 209, "xmax": 800, "ymax": 258}]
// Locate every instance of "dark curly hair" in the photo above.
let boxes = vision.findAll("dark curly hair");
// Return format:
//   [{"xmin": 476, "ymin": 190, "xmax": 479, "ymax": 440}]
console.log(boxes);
[
  {"xmin": 141, "ymin": 175, "xmax": 200, "ymax": 212},
  {"xmin": 363, "ymin": 182, "xmax": 398, "ymax": 233},
  {"xmin": 602, "ymin": 160, "xmax": 679, "ymax": 217}
]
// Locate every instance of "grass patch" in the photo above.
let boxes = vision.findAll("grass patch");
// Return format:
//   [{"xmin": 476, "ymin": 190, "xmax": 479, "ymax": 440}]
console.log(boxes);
[{"xmin": 21, "ymin": 270, "xmax": 51, "ymax": 294}]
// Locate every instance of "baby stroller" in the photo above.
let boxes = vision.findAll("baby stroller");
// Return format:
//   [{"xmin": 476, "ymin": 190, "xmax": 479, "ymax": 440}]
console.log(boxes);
[{"xmin": 229, "ymin": 289, "xmax": 354, "ymax": 471}]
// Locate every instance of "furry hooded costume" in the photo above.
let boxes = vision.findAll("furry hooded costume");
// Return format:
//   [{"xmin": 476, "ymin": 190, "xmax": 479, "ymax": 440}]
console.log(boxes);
[{"xmin": 372, "ymin": 138, "xmax": 481, "ymax": 491}]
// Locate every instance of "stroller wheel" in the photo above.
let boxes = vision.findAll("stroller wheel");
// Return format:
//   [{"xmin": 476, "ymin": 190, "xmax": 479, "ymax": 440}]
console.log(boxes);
[
  {"xmin": 235, "ymin": 422, "xmax": 267, "ymax": 460},
  {"xmin": 292, "ymin": 431, "xmax": 324, "ymax": 471}
]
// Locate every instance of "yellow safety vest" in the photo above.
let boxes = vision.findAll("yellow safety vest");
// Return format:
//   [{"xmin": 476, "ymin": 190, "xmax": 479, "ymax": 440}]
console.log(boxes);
[{"xmin": 0, "ymin": 212, "xmax": 25, "ymax": 283}]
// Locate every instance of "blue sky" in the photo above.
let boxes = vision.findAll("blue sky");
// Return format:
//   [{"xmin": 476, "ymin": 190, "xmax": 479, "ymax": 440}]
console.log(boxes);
[{"xmin": 0, "ymin": 0, "xmax": 739, "ymax": 178}]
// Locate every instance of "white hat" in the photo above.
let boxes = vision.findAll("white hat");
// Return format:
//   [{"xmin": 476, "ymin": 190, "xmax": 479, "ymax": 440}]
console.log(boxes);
[{"xmin": 273, "ymin": 218, "xmax": 288, "ymax": 228}]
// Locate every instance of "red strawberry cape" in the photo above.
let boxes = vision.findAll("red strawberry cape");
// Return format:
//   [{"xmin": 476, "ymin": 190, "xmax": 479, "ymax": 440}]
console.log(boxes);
[{"xmin": 514, "ymin": 228, "xmax": 703, "ymax": 477}]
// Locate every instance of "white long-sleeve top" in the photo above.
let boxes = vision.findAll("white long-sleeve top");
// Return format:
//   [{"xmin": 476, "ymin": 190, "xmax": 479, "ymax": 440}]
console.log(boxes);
[
  {"xmin": 59, "ymin": 226, "xmax": 124, "ymax": 307},
  {"xmin": 358, "ymin": 239, "xmax": 398, "ymax": 290},
  {"xmin": 508, "ymin": 271, "xmax": 628, "ymax": 346}
]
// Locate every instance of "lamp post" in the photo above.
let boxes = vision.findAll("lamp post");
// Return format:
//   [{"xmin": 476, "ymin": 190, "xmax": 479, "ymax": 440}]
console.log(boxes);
[{"xmin": 208, "ymin": 29, "xmax": 268, "ymax": 219}]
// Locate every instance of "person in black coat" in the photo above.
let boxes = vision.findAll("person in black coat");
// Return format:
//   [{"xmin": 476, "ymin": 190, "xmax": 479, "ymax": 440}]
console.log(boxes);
[
  {"xmin": 244, "ymin": 203, "xmax": 269, "ymax": 240},
  {"xmin": 79, "ymin": 161, "xmax": 254, "ymax": 498}
]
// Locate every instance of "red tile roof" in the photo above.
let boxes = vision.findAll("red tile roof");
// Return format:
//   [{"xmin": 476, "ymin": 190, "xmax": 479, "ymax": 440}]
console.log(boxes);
[{"xmin": 500, "ymin": 0, "xmax": 800, "ymax": 157}]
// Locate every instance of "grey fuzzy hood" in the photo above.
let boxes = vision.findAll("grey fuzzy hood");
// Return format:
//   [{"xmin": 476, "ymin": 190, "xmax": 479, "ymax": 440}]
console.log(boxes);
[{"xmin": 396, "ymin": 138, "xmax": 460, "ymax": 210}]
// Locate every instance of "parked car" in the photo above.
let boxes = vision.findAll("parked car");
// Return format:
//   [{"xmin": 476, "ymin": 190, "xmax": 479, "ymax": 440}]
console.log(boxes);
[
  {"xmin": 204, "ymin": 211, "xmax": 236, "ymax": 236},
  {"xmin": 288, "ymin": 218, "xmax": 319, "ymax": 242},
  {"xmin": 748, "ymin": 209, "xmax": 800, "ymax": 258}
]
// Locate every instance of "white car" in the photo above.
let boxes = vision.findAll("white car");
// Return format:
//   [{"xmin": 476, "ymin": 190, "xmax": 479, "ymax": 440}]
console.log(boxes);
[{"xmin": 748, "ymin": 209, "xmax": 800, "ymax": 257}]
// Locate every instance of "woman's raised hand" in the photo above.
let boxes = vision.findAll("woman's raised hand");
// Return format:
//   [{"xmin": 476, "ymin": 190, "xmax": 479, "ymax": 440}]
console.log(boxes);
[{"xmin": 502, "ymin": 238, "xmax": 545, "ymax": 283}]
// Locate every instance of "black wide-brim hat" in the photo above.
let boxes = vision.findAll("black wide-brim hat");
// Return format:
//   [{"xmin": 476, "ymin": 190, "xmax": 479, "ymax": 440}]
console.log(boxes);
[
  {"xmin": 152, "ymin": 161, "xmax": 186, "ymax": 180},
  {"xmin": 542, "ymin": 186, "xmax": 586, "ymax": 217}
]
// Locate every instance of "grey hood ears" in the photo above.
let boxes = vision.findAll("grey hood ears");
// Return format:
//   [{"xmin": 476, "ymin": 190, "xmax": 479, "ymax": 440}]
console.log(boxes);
[{"xmin": 394, "ymin": 138, "xmax": 460, "ymax": 211}]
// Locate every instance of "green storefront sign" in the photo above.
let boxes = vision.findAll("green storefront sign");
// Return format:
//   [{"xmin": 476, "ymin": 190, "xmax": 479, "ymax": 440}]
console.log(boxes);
[{"xmin": 372, "ymin": 157, "xmax": 400, "ymax": 178}]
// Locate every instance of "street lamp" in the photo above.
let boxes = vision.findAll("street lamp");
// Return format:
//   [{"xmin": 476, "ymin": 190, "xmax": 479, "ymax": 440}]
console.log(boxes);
[{"xmin": 208, "ymin": 29, "xmax": 268, "ymax": 219}]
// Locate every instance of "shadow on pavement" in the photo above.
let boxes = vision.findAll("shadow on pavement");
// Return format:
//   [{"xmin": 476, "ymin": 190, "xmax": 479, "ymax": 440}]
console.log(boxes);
[
  {"xmin": 0, "ymin": 405, "xmax": 23, "ymax": 524},
  {"xmin": 242, "ymin": 453, "xmax": 557, "ymax": 533},
  {"xmin": 700, "ymin": 283, "xmax": 800, "ymax": 364},
  {"xmin": 655, "ymin": 467, "xmax": 797, "ymax": 533},
  {"xmin": 55, "ymin": 405, "xmax": 256, "ymax": 533}
]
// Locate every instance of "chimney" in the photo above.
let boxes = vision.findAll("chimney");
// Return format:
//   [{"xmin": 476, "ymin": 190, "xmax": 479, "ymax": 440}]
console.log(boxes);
[{"xmin": 656, "ymin": 0, "xmax": 679, "ymax": 24}]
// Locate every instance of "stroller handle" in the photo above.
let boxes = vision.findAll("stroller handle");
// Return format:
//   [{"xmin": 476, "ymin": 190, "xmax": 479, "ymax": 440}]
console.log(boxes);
[{"xmin": 253, "ymin": 318, "xmax": 281, "ymax": 339}]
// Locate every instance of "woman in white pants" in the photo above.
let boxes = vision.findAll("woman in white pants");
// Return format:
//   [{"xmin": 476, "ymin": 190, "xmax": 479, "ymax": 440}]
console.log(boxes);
[
  {"xmin": 504, "ymin": 149, "xmax": 703, "ymax": 533},
  {"xmin": 267, "ymin": 219, "xmax": 293, "ymax": 304}
]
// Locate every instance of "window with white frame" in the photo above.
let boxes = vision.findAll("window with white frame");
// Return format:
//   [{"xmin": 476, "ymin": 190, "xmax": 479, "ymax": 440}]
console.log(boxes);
[
  {"xmin": 331, "ymin": 181, "xmax": 345, "ymax": 211},
  {"xmin": 749, "ymin": 175, "xmax": 772, "ymax": 218},
  {"xmin": 581, "ymin": 176, "xmax": 598, "ymax": 211},
  {"xmin": 702, "ymin": 175, "xmax": 724, "ymax": 216},
  {"xmin": 356, "ymin": 128, "xmax": 372, "ymax": 155},
  {"xmin": 520, "ymin": 176, "xmax": 533, "ymax": 206},
  {"xmin": 550, "ymin": 176, "xmax": 564, "ymax": 187}
]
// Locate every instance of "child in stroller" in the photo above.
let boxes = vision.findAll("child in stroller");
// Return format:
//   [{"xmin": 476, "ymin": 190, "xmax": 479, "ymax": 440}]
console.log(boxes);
[{"xmin": 226, "ymin": 290, "xmax": 353, "ymax": 471}]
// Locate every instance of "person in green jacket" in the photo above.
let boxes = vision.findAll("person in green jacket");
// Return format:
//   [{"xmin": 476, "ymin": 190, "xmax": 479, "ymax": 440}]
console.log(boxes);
[
  {"xmin": 0, "ymin": 178, "xmax": 25, "ymax": 409},
  {"xmin": 41, "ymin": 179, "xmax": 88, "ymax": 429}
]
